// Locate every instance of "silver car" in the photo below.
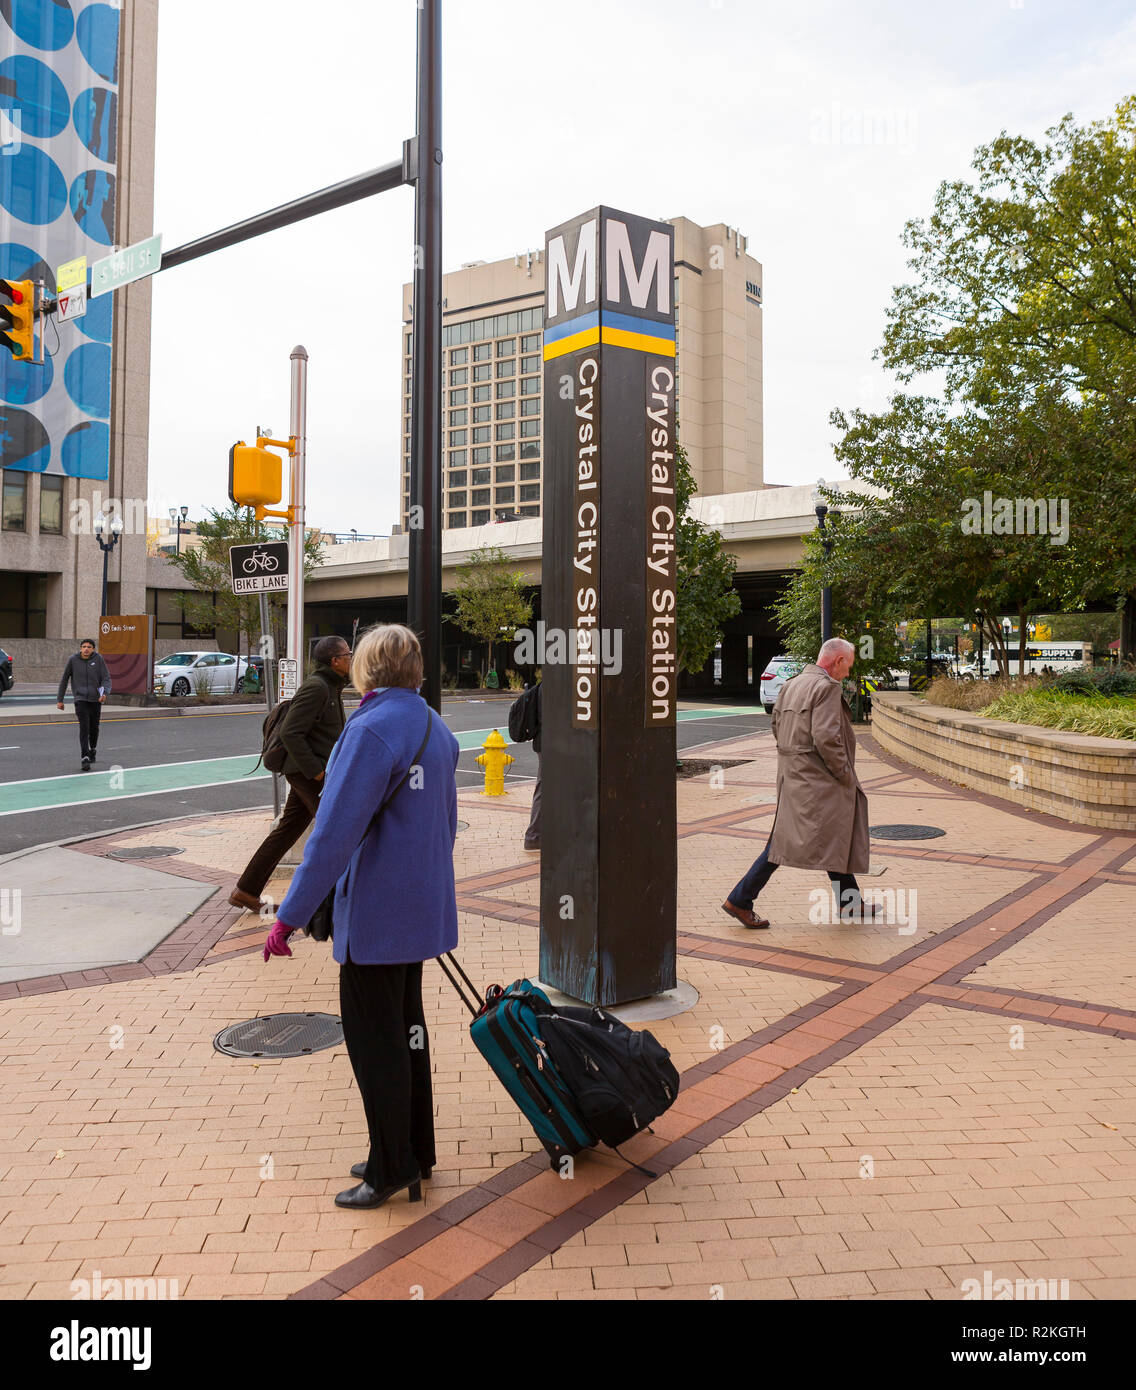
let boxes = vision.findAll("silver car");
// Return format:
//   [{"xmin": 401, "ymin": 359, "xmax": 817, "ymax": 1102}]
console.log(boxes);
[
  {"xmin": 759, "ymin": 655, "xmax": 803, "ymax": 714},
  {"xmin": 153, "ymin": 650, "xmax": 248, "ymax": 696}
]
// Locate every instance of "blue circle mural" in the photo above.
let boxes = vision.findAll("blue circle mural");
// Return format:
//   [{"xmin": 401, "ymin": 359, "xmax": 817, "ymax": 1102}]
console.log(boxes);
[
  {"xmin": 0, "ymin": 0, "xmax": 75, "ymax": 53},
  {"xmin": 0, "ymin": 143, "xmax": 67, "ymax": 225},
  {"xmin": 69, "ymin": 168, "xmax": 115, "ymax": 243},
  {"xmin": 64, "ymin": 341, "xmax": 110, "ymax": 417},
  {"xmin": 76, "ymin": 3, "xmax": 118, "ymax": 83},
  {"xmin": 61, "ymin": 417, "xmax": 108, "ymax": 478},
  {"xmin": 0, "ymin": 342, "xmax": 53, "ymax": 407},
  {"xmin": 72, "ymin": 85, "xmax": 117, "ymax": 162},
  {"xmin": 77, "ymin": 286, "xmax": 112, "ymax": 343},
  {"xmin": 0, "ymin": 239, "xmax": 52, "ymax": 286},
  {"xmin": 0, "ymin": 403, "xmax": 50, "ymax": 470},
  {"xmin": 0, "ymin": 55, "xmax": 71, "ymax": 139}
]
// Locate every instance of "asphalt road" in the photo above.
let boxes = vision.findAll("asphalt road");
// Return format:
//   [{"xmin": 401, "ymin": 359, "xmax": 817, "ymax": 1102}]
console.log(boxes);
[{"xmin": 0, "ymin": 696, "xmax": 769, "ymax": 856}]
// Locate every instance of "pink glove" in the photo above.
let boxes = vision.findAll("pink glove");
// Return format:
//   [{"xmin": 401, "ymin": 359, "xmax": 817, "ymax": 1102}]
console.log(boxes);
[{"xmin": 263, "ymin": 920, "xmax": 296, "ymax": 961}]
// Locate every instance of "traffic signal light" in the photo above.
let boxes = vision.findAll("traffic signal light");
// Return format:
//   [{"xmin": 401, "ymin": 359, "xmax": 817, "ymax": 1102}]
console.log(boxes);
[
  {"xmin": 0, "ymin": 279, "xmax": 34, "ymax": 361},
  {"xmin": 229, "ymin": 441, "xmax": 282, "ymax": 511}
]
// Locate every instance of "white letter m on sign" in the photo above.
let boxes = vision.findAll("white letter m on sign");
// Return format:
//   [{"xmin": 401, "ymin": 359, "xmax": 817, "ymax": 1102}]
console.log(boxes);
[
  {"xmin": 547, "ymin": 219, "xmax": 597, "ymax": 319},
  {"xmin": 605, "ymin": 221, "xmax": 670, "ymax": 313}
]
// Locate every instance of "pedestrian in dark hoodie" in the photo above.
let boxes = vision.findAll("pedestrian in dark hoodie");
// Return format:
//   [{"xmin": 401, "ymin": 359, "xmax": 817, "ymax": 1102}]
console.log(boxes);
[
  {"xmin": 228, "ymin": 634, "xmax": 352, "ymax": 912},
  {"xmin": 57, "ymin": 639, "xmax": 111, "ymax": 771}
]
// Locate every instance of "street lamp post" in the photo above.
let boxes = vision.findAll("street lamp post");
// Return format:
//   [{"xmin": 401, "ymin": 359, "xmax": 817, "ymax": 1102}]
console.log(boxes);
[
  {"xmin": 94, "ymin": 511, "xmax": 124, "ymax": 618},
  {"xmin": 812, "ymin": 479, "xmax": 841, "ymax": 645},
  {"xmin": 168, "ymin": 505, "xmax": 188, "ymax": 554}
]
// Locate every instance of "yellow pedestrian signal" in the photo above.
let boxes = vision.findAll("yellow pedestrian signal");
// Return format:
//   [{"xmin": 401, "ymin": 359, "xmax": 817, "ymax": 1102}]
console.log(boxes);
[
  {"xmin": 0, "ymin": 279, "xmax": 35, "ymax": 361},
  {"xmin": 229, "ymin": 441, "xmax": 282, "ymax": 512}
]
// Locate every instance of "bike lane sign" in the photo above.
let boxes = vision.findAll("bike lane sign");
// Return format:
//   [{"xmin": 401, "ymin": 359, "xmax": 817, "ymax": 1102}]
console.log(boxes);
[{"xmin": 229, "ymin": 541, "xmax": 290, "ymax": 594}]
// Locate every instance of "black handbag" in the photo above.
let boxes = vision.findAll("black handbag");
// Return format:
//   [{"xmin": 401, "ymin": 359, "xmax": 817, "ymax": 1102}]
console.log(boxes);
[{"xmin": 302, "ymin": 708, "xmax": 434, "ymax": 941}]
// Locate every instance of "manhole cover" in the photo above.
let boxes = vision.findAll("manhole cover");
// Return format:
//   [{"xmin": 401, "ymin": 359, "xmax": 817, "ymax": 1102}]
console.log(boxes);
[
  {"xmin": 870, "ymin": 824, "xmax": 946, "ymax": 840},
  {"xmin": 107, "ymin": 845, "xmax": 185, "ymax": 860},
  {"xmin": 213, "ymin": 1012, "xmax": 344, "ymax": 1059},
  {"xmin": 456, "ymin": 820, "xmax": 469, "ymax": 832}
]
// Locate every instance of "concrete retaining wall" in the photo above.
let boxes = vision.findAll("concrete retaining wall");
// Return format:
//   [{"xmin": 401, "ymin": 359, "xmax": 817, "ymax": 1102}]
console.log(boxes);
[{"xmin": 871, "ymin": 691, "xmax": 1136, "ymax": 831}]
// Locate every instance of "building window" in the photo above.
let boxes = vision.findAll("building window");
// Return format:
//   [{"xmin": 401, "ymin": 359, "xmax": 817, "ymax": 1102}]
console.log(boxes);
[
  {"xmin": 472, "ymin": 488, "xmax": 491, "ymax": 505},
  {"xmin": 520, "ymin": 375, "xmax": 539, "ymax": 395},
  {"xmin": 472, "ymin": 467, "xmax": 491, "ymax": 485},
  {"xmin": 473, "ymin": 363, "xmax": 491, "ymax": 382},
  {"xmin": 449, "ymin": 491, "xmax": 467, "ymax": 508},
  {"xmin": 447, "ymin": 511, "xmax": 467, "ymax": 528},
  {"xmin": 496, "ymin": 486, "xmax": 515, "ymax": 504},
  {"xmin": 0, "ymin": 570, "xmax": 46, "ymax": 637},
  {"xmin": 449, "ymin": 469, "xmax": 467, "ymax": 486},
  {"xmin": 448, "ymin": 429, "xmax": 467, "ymax": 446},
  {"xmin": 520, "ymin": 397, "xmax": 540, "ymax": 416},
  {"xmin": 519, "ymin": 504, "xmax": 540, "ymax": 517},
  {"xmin": 450, "ymin": 368, "xmax": 468, "ymax": 385},
  {"xmin": 495, "ymin": 422, "xmax": 515, "ymax": 441},
  {"xmin": 472, "ymin": 384, "xmax": 490, "ymax": 403},
  {"xmin": 521, "ymin": 333, "xmax": 540, "ymax": 351},
  {"xmin": 496, "ymin": 401, "xmax": 515, "ymax": 420},
  {"xmin": 495, "ymin": 464, "xmax": 515, "ymax": 482},
  {"xmin": 449, "ymin": 388, "xmax": 468, "ymax": 406},
  {"xmin": 450, "ymin": 347, "xmax": 468, "ymax": 365},
  {"xmin": 472, "ymin": 447, "xmax": 490, "ymax": 465},
  {"xmin": 2, "ymin": 470, "xmax": 27, "ymax": 531},
  {"xmin": 39, "ymin": 474, "xmax": 63, "ymax": 534},
  {"xmin": 520, "ymin": 461, "xmax": 541, "ymax": 479},
  {"xmin": 496, "ymin": 337, "xmax": 515, "ymax": 357},
  {"xmin": 473, "ymin": 343, "xmax": 492, "ymax": 361},
  {"xmin": 472, "ymin": 405, "xmax": 491, "ymax": 423},
  {"xmin": 496, "ymin": 380, "xmax": 515, "ymax": 399},
  {"xmin": 473, "ymin": 426, "xmax": 491, "ymax": 444},
  {"xmin": 496, "ymin": 359, "xmax": 515, "ymax": 378},
  {"xmin": 520, "ymin": 418, "xmax": 540, "ymax": 437},
  {"xmin": 520, "ymin": 483, "xmax": 540, "ymax": 502},
  {"xmin": 520, "ymin": 442, "xmax": 540, "ymax": 460},
  {"xmin": 449, "ymin": 409, "xmax": 468, "ymax": 426},
  {"xmin": 449, "ymin": 449, "xmax": 468, "ymax": 468},
  {"xmin": 472, "ymin": 509, "xmax": 490, "ymax": 526},
  {"xmin": 495, "ymin": 444, "xmax": 515, "ymax": 461},
  {"xmin": 521, "ymin": 354, "xmax": 540, "ymax": 373}
]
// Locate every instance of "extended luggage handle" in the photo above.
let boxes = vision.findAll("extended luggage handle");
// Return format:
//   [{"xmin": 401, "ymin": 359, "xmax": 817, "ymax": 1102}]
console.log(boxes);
[{"xmin": 436, "ymin": 952, "xmax": 489, "ymax": 1019}]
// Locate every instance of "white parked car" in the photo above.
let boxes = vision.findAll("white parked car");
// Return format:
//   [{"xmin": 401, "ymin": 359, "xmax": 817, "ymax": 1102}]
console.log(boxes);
[
  {"xmin": 153, "ymin": 650, "xmax": 248, "ymax": 696},
  {"xmin": 759, "ymin": 655, "xmax": 803, "ymax": 714}
]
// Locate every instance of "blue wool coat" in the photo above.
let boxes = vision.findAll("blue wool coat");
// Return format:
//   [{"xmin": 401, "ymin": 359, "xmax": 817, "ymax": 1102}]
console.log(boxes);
[{"xmin": 278, "ymin": 687, "xmax": 460, "ymax": 965}]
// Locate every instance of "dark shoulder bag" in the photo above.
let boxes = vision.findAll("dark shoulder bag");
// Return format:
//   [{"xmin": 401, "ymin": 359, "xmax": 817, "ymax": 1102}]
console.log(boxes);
[{"xmin": 303, "ymin": 708, "xmax": 433, "ymax": 941}]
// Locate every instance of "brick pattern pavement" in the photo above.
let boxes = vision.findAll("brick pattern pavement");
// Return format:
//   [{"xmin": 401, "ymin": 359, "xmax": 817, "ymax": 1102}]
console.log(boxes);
[{"xmin": 0, "ymin": 726, "xmax": 1133, "ymax": 1300}]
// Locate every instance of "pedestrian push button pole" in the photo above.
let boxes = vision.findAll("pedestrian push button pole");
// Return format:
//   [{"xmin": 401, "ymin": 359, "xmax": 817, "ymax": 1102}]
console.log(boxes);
[{"xmin": 476, "ymin": 730, "xmax": 513, "ymax": 795}]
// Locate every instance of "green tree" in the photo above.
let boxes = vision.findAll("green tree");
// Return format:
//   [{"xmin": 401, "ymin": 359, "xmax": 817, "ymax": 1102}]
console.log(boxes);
[
  {"xmin": 164, "ymin": 504, "xmax": 324, "ymax": 671},
  {"xmin": 674, "ymin": 442, "xmax": 741, "ymax": 674},
  {"xmin": 447, "ymin": 545, "xmax": 533, "ymax": 682}
]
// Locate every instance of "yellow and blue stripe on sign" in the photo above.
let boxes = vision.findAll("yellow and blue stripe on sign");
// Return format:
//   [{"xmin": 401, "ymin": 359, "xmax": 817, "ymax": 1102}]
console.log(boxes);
[{"xmin": 543, "ymin": 309, "xmax": 676, "ymax": 361}]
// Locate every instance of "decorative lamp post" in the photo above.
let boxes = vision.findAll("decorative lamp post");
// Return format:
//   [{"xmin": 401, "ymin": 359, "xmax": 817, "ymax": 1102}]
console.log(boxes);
[
  {"xmin": 812, "ymin": 479, "xmax": 842, "ymax": 645},
  {"xmin": 94, "ymin": 511, "xmax": 124, "ymax": 618}
]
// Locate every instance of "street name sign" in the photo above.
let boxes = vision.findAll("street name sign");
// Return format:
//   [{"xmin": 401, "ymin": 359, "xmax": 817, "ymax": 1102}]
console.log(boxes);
[
  {"xmin": 228, "ymin": 541, "xmax": 289, "ymax": 595},
  {"xmin": 539, "ymin": 206, "xmax": 678, "ymax": 1006},
  {"xmin": 90, "ymin": 234, "xmax": 163, "ymax": 298}
]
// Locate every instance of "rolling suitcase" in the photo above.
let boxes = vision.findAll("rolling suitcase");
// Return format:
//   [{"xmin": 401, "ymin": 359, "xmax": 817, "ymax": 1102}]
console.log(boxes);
[{"xmin": 437, "ymin": 955, "xmax": 595, "ymax": 1170}]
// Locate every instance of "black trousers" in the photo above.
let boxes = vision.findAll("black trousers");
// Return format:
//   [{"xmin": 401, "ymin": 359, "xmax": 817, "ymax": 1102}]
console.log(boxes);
[
  {"xmin": 236, "ymin": 773, "xmax": 321, "ymax": 897},
  {"xmin": 339, "ymin": 953, "xmax": 436, "ymax": 1190},
  {"xmin": 75, "ymin": 699, "xmax": 102, "ymax": 759},
  {"xmin": 729, "ymin": 838, "xmax": 862, "ymax": 915}
]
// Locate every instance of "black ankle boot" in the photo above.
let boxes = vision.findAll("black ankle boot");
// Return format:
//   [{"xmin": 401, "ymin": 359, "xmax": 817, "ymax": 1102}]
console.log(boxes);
[
  {"xmin": 350, "ymin": 1161, "xmax": 431, "ymax": 1181},
  {"xmin": 334, "ymin": 1174, "xmax": 422, "ymax": 1209}
]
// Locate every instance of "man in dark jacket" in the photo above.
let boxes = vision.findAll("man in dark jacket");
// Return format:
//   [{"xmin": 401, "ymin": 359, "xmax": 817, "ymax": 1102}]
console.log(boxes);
[
  {"xmin": 229, "ymin": 635, "xmax": 352, "ymax": 911},
  {"xmin": 57, "ymin": 639, "xmax": 111, "ymax": 771}
]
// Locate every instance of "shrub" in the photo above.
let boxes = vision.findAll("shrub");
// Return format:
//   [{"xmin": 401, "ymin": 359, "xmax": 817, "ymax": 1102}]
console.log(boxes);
[
  {"xmin": 925, "ymin": 674, "xmax": 1039, "ymax": 711},
  {"xmin": 981, "ymin": 690, "xmax": 1136, "ymax": 740}
]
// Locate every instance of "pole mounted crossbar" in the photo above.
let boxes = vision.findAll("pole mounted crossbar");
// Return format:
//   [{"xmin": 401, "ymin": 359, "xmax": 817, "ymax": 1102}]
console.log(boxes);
[{"xmin": 159, "ymin": 155, "xmax": 411, "ymax": 274}]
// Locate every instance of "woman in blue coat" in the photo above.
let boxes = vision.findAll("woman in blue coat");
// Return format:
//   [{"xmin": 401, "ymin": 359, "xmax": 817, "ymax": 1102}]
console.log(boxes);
[{"xmin": 263, "ymin": 623, "xmax": 460, "ymax": 1210}]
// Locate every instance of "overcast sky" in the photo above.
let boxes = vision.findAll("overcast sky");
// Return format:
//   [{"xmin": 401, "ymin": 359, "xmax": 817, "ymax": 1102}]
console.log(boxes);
[{"xmin": 146, "ymin": 0, "xmax": 1136, "ymax": 535}]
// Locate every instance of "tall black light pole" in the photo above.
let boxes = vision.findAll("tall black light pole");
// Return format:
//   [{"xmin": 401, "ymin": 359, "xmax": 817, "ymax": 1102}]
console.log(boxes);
[
  {"xmin": 407, "ymin": 0, "xmax": 443, "ymax": 712},
  {"xmin": 94, "ymin": 511, "xmax": 123, "ymax": 618},
  {"xmin": 812, "ymin": 479, "xmax": 841, "ymax": 645}
]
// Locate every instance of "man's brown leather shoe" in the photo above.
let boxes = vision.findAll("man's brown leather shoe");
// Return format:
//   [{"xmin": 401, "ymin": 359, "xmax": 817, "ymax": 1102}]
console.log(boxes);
[
  {"xmin": 228, "ymin": 888, "xmax": 262, "ymax": 912},
  {"xmin": 721, "ymin": 899, "xmax": 770, "ymax": 930}
]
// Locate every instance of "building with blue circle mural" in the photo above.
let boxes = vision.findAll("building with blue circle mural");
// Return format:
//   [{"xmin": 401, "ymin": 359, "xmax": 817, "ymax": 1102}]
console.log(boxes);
[{"xmin": 0, "ymin": 0, "xmax": 121, "ymax": 481}]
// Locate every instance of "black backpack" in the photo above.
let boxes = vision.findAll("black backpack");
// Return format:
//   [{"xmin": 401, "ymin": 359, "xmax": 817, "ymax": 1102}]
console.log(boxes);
[
  {"xmin": 535, "ymin": 1003, "xmax": 680, "ymax": 1149},
  {"xmin": 259, "ymin": 699, "xmax": 292, "ymax": 773},
  {"xmin": 508, "ymin": 684, "xmax": 539, "ymax": 743}
]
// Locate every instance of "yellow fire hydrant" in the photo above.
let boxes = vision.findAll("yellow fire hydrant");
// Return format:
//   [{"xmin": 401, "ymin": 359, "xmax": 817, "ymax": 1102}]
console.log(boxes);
[{"xmin": 477, "ymin": 729, "xmax": 514, "ymax": 795}]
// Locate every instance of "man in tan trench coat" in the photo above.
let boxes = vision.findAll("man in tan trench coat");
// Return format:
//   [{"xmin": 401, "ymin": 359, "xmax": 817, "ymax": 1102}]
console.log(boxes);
[{"xmin": 722, "ymin": 638, "xmax": 879, "ymax": 928}]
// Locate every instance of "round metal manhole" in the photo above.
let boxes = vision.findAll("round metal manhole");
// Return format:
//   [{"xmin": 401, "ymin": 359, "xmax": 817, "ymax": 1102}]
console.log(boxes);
[
  {"xmin": 456, "ymin": 820, "xmax": 469, "ymax": 832},
  {"xmin": 213, "ymin": 1012, "xmax": 344, "ymax": 1059},
  {"xmin": 107, "ymin": 845, "xmax": 185, "ymax": 860},
  {"xmin": 870, "ymin": 824, "xmax": 946, "ymax": 840}
]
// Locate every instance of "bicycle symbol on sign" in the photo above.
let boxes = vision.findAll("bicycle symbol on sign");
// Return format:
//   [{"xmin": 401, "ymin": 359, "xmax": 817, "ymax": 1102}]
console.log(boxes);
[{"xmin": 242, "ymin": 548, "xmax": 280, "ymax": 574}]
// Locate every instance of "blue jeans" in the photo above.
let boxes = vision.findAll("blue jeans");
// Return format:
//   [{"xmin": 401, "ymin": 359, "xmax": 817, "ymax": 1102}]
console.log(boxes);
[{"xmin": 729, "ymin": 839, "xmax": 863, "ymax": 916}]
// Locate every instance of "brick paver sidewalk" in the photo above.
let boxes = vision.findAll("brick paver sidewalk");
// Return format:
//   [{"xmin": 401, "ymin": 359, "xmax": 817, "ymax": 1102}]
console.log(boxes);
[{"xmin": 1, "ymin": 727, "xmax": 1133, "ymax": 1300}]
